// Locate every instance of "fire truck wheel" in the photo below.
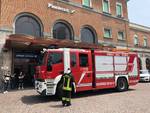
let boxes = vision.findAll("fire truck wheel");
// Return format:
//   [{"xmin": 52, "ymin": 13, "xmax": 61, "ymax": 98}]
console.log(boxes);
[
  {"xmin": 56, "ymin": 82, "xmax": 63, "ymax": 99},
  {"xmin": 116, "ymin": 78, "xmax": 128, "ymax": 92}
]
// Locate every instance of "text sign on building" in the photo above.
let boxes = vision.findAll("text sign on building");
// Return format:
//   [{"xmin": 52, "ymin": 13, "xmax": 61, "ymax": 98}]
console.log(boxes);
[
  {"xmin": 48, "ymin": 3, "xmax": 75, "ymax": 14},
  {"xmin": 15, "ymin": 53, "xmax": 38, "ymax": 59}
]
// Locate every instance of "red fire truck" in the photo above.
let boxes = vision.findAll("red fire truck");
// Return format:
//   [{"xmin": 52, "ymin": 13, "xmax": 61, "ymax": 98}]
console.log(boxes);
[{"xmin": 34, "ymin": 48, "xmax": 139, "ymax": 96}]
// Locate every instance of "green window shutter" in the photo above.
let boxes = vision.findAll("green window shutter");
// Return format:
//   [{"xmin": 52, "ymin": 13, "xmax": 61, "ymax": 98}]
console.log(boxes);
[
  {"xmin": 83, "ymin": 0, "xmax": 90, "ymax": 7},
  {"xmin": 144, "ymin": 38, "xmax": 147, "ymax": 47},
  {"xmin": 134, "ymin": 37, "xmax": 138, "ymax": 45},
  {"xmin": 103, "ymin": 0, "xmax": 109, "ymax": 13},
  {"xmin": 116, "ymin": 4, "xmax": 122, "ymax": 16},
  {"xmin": 104, "ymin": 29, "xmax": 111, "ymax": 38},
  {"xmin": 118, "ymin": 32, "xmax": 124, "ymax": 40}
]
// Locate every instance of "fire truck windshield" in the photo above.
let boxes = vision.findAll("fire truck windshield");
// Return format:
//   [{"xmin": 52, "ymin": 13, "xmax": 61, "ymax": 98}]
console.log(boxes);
[
  {"xmin": 47, "ymin": 52, "xmax": 63, "ymax": 65},
  {"xmin": 47, "ymin": 52, "xmax": 63, "ymax": 71}
]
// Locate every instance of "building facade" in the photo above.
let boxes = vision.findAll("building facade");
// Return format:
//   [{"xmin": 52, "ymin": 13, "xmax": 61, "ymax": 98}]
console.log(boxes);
[
  {"xmin": 0, "ymin": 0, "xmax": 149, "ymax": 86},
  {"xmin": 129, "ymin": 23, "xmax": 150, "ymax": 70}
]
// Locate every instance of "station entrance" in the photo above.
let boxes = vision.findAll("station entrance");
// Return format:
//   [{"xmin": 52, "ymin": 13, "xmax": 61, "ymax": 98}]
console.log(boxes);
[{"xmin": 13, "ymin": 50, "xmax": 41, "ymax": 88}]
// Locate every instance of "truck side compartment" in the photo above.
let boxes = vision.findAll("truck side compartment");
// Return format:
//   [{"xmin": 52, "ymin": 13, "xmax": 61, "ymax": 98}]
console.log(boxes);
[{"xmin": 34, "ymin": 48, "xmax": 140, "ymax": 96}]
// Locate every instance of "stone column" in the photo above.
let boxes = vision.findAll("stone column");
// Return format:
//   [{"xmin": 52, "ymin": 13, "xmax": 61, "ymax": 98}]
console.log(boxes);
[{"xmin": 0, "ymin": 27, "xmax": 13, "ymax": 90}]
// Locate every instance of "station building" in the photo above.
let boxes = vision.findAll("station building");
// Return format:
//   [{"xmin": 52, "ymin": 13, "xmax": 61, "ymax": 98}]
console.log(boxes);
[{"xmin": 0, "ymin": 0, "xmax": 149, "ymax": 86}]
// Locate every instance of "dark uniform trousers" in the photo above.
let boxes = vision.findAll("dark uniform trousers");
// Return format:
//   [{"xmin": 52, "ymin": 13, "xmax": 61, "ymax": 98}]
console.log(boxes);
[{"xmin": 62, "ymin": 90, "xmax": 71, "ymax": 106}]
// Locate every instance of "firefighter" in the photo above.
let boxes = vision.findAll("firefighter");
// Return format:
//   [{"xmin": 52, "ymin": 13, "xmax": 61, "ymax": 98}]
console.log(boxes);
[{"xmin": 62, "ymin": 68, "xmax": 75, "ymax": 106}]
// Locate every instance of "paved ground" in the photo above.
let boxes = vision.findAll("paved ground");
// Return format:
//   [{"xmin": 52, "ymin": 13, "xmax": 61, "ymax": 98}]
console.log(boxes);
[{"xmin": 0, "ymin": 83, "xmax": 150, "ymax": 113}]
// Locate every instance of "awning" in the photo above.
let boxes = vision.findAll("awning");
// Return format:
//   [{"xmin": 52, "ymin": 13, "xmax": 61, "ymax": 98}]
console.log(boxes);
[{"xmin": 5, "ymin": 34, "xmax": 102, "ymax": 50}]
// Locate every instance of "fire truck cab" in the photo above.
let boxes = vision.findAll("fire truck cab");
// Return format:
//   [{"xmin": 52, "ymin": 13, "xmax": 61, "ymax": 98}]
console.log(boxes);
[{"xmin": 35, "ymin": 48, "xmax": 139, "ymax": 96}]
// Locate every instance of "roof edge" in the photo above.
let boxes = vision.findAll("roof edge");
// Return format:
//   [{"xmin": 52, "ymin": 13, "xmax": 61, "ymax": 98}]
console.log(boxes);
[{"xmin": 129, "ymin": 22, "xmax": 150, "ymax": 32}]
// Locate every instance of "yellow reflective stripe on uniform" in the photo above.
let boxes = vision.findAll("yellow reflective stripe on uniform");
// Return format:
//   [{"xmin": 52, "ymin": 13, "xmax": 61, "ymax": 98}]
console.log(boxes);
[
  {"xmin": 63, "ymin": 75, "xmax": 72, "ymax": 91},
  {"xmin": 67, "ymin": 78, "xmax": 70, "ymax": 89},
  {"xmin": 62, "ymin": 97, "xmax": 66, "ymax": 100},
  {"xmin": 65, "ymin": 98, "xmax": 71, "ymax": 102},
  {"xmin": 62, "ymin": 97, "xmax": 71, "ymax": 102},
  {"xmin": 63, "ymin": 87, "xmax": 71, "ymax": 91}
]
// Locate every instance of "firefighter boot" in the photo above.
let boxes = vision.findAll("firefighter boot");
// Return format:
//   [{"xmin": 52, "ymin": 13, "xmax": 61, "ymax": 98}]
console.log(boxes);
[
  {"xmin": 62, "ymin": 97, "xmax": 66, "ymax": 106},
  {"xmin": 66, "ymin": 100, "xmax": 71, "ymax": 106},
  {"xmin": 62, "ymin": 101, "xmax": 66, "ymax": 106}
]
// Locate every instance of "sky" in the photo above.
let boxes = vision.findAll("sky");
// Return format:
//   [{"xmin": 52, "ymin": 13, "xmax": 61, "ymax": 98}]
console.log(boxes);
[{"xmin": 127, "ymin": 0, "xmax": 150, "ymax": 27}]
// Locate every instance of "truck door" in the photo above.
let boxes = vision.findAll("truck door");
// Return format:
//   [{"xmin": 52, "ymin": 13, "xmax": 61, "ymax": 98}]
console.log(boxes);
[
  {"xmin": 46, "ymin": 52, "xmax": 64, "ymax": 78},
  {"xmin": 72, "ymin": 51, "xmax": 93, "ymax": 91}
]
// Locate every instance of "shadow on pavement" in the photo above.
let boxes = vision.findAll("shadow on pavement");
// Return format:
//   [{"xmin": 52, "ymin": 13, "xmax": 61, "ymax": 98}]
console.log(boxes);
[
  {"xmin": 51, "ymin": 105, "xmax": 64, "ymax": 108},
  {"xmin": 21, "ymin": 88, "xmax": 135, "ymax": 105},
  {"xmin": 21, "ymin": 95, "xmax": 59, "ymax": 105},
  {"xmin": 72, "ymin": 88, "xmax": 135, "ymax": 99}
]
